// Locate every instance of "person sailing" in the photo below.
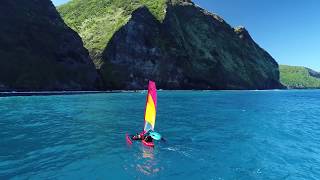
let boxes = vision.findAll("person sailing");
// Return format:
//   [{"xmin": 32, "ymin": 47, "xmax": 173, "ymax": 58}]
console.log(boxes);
[
  {"xmin": 132, "ymin": 130, "xmax": 164, "ymax": 142},
  {"xmin": 132, "ymin": 131, "xmax": 153, "ymax": 142}
]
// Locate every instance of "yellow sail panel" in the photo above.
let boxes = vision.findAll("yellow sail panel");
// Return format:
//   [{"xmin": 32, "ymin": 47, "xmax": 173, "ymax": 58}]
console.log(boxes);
[{"xmin": 144, "ymin": 94, "xmax": 156, "ymax": 131}]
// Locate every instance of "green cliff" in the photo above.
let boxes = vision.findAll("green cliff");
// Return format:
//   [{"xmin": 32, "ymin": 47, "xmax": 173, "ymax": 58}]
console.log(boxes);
[
  {"xmin": 0, "ymin": 0, "xmax": 99, "ymax": 91},
  {"xmin": 280, "ymin": 65, "xmax": 320, "ymax": 89},
  {"xmin": 58, "ymin": 0, "xmax": 168, "ymax": 66},
  {"xmin": 59, "ymin": 0, "xmax": 283, "ymax": 90}
]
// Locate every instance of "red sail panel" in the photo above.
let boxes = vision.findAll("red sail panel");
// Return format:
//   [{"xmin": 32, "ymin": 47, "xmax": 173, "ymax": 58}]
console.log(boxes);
[{"xmin": 143, "ymin": 81, "xmax": 157, "ymax": 133}]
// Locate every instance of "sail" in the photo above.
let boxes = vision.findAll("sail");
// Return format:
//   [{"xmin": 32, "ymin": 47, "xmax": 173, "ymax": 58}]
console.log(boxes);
[{"xmin": 143, "ymin": 81, "xmax": 157, "ymax": 133}]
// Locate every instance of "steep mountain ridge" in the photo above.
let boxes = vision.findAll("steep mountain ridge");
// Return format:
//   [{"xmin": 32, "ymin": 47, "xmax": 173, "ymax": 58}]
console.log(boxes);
[
  {"xmin": 59, "ymin": 0, "xmax": 283, "ymax": 90},
  {"xmin": 0, "ymin": 0, "xmax": 99, "ymax": 91},
  {"xmin": 58, "ymin": 0, "xmax": 168, "ymax": 66}
]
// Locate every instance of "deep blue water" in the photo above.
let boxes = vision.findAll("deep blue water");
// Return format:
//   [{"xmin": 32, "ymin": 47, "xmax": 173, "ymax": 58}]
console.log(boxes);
[{"xmin": 1, "ymin": 90, "xmax": 320, "ymax": 179}]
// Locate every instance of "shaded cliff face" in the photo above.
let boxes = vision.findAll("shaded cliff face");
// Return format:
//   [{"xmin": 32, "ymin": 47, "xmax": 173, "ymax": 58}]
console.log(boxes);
[
  {"xmin": 60, "ymin": 0, "xmax": 283, "ymax": 90},
  {"xmin": 0, "ymin": 0, "xmax": 99, "ymax": 91},
  {"xmin": 101, "ymin": 1, "xmax": 282, "ymax": 89}
]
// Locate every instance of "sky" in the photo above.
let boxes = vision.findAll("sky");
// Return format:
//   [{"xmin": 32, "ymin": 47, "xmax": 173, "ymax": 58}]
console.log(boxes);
[
  {"xmin": 52, "ymin": 0, "xmax": 68, "ymax": 6},
  {"xmin": 52, "ymin": 0, "xmax": 320, "ymax": 70}
]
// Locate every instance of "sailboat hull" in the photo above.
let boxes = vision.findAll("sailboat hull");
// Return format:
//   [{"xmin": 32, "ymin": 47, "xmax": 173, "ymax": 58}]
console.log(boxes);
[
  {"xmin": 126, "ymin": 134, "xmax": 133, "ymax": 144},
  {"xmin": 142, "ymin": 139, "xmax": 154, "ymax": 147}
]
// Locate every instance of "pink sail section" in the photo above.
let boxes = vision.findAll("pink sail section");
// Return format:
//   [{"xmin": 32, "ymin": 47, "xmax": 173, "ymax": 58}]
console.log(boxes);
[{"xmin": 143, "ymin": 81, "xmax": 157, "ymax": 133}]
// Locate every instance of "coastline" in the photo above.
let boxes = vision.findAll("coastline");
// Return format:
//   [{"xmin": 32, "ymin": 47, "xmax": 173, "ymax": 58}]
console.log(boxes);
[
  {"xmin": 1, "ymin": 89, "xmax": 319, "ymax": 97},
  {"xmin": 0, "ymin": 91, "xmax": 123, "ymax": 97}
]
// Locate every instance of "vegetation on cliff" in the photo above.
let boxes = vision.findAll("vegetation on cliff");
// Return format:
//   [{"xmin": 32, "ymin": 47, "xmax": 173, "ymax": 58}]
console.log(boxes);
[
  {"xmin": 280, "ymin": 65, "xmax": 320, "ymax": 89},
  {"xmin": 58, "ymin": 0, "xmax": 167, "ymax": 66}
]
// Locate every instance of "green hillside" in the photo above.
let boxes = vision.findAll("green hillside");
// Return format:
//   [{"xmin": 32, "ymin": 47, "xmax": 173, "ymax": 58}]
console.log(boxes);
[
  {"xmin": 280, "ymin": 65, "xmax": 320, "ymax": 89},
  {"xmin": 58, "ymin": 0, "xmax": 167, "ymax": 66}
]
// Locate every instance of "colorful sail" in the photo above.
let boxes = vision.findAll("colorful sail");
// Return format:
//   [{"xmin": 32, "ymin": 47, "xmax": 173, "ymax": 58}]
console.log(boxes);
[{"xmin": 143, "ymin": 81, "xmax": 157, "ymax": 133}]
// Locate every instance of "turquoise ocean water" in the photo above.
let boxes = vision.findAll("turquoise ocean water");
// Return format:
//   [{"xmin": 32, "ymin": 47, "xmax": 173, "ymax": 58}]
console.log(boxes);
[{"xmin": 1, "ymin": 90, "xmax": 320, "ymax": 179}]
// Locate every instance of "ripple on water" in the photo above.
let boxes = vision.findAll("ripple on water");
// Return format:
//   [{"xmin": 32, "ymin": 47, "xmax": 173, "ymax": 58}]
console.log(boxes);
[{"xmin": 1, "ymin": 90, "xmax": 320, "ymax": 179}]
